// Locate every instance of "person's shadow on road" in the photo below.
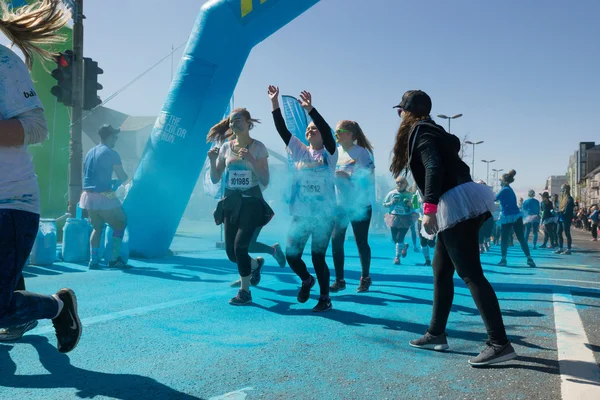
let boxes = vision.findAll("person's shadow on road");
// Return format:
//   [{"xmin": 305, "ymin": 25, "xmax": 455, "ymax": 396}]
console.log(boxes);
[{"xmin": 0, "ymin": 336, "xmax": 203, "ymax": 400}]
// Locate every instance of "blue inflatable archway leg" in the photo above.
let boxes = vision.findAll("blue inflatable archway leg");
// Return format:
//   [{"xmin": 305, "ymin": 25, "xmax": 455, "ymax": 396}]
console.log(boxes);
[{"xmin": 124, "ymin": 0, "xmax": 321, "ymax": 257}]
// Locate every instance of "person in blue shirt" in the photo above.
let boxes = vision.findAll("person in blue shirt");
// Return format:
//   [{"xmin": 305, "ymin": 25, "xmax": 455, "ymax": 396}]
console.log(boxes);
[
  {"xmin": 589, "ymin": 205, "xmax": 598, "ymax": 241},
  {"xmin": 554, "ymin": 184, "xmax": 575, "ymax": 255},
  {"xmin": 80, "ymin": 125, "xmax": 129, "ymax": 269},
  {"xmin": 495, "ymin": 170, "xmax": 535, "ymax": 267},
  {"xmin": 522, "ymin": 190, "xmax": 541, "ymax": 249}
]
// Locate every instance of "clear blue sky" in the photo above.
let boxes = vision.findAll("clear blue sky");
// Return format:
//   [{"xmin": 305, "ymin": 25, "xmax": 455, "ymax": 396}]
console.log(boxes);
[{"xmin": 5, "ymin": 0, "xmax": 600, "ymax": 196}]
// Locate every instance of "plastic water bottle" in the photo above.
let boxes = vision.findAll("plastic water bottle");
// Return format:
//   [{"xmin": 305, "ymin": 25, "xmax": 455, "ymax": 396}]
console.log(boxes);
[
  {"xmin": 62, "ymin": 218, "xmax": 91, "ymax": 263},
  {"xmin": 30, "ymin": 219, "xmax": 58, "ymax": 266}
]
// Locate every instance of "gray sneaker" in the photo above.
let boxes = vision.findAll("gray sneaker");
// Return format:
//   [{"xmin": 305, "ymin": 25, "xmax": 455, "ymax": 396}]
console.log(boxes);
[
  {"xmin": 468, "ymin": 341, "xmax": 517, "ymax": 366},
  {"xmin": 409, "ymin": 331, "xmax": 449, "ymax": 351},
  {"xmin": 0, "ymin": 320, "xmax": 39, "ymax": 342}
]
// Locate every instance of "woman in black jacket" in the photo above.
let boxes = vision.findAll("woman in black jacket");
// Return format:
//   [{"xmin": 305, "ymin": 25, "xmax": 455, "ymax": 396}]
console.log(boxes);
[{"xmin": 390, "ymin": 90, "xmax": 517, "ymax": 367}]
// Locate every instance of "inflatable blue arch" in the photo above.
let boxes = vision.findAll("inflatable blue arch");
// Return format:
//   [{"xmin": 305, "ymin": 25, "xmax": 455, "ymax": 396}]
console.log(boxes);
[{"xmin": 124, "ymin": 0, "xmax": 322, "ymax": 257}]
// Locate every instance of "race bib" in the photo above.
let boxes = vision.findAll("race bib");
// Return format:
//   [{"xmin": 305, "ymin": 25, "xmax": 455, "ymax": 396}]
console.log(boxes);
[
  {"xmin": 299, "ymin": 177, "xmax": 326, "ymax": 198},
  {"xmin": 393, "ymin": 205, "xmax": 410, "ymax": 215},
  {"xmin": 228, "ymin": 170, "xmax": 252, "ymax": 190}
]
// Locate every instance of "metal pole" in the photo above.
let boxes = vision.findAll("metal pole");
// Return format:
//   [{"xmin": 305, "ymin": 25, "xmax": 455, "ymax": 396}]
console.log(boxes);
[
  {"xmin": 68, "ymin": 0, "xmax": 84, "ymax": 218},
  {"xmin": 171, "ymin": 44, "xmax": 174, "ymax": 81},
  {"xmin": 448, "ymin": 119, "xmax": 451, "ymax": 133},
  {"xmin": 471, "ymin": 144, "xmax": 476, "ymax": 178},
  {"xmin": 487, "ymin": 163, "xmax": 490, "ymax": 185}
]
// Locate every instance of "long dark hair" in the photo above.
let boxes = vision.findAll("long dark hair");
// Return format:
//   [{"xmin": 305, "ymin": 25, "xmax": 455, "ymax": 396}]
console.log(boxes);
[{"xmin": 389, "ymin": 110, "xmax": 428, "ymax": 178}]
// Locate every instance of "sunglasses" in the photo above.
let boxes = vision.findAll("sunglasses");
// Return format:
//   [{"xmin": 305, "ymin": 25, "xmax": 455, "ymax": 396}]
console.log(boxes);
[
  {"xmin": 396, "ymin": 108, "xmax": 403, "ymax": 117},
  {"xmin": 335, "ymin": 128, "xmax": 351, "ymax": 134}
]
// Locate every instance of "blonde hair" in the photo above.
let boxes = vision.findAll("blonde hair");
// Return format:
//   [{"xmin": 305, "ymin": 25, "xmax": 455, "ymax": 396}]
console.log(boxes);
[
  {"xmin": 389, "ymin": 110, "xmax": 429, "ymax": 178},
  {"xmin": 337, "ymin": 120, "xmax": 374, "ymax": 154},
  {"xmin": 559, "ymin": 184, "xmax": 571, "ymax": 211},
  {"xmin": 0, "ymin": 0, "xmax": 70, "ymax": 69},
  {"xmin": 206, "ymin": 108, "xmax": 260, "ymax": 144}
]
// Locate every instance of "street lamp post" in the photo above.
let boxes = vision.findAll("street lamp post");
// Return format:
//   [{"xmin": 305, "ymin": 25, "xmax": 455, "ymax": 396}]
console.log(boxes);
[
  {"xmin": 492, "ymin": 168, "xmax": 504, "ymax": 191},
  {"xmin": 464, "ymin": 140, "xmax": 484, "ymax": 178},
  {"xmin": 481, "ymin": 159, "xmax": 496, "ymax": 184},
  {"xmin": 436, "ymin": 113, "xmax": 463, "ymax": 133}
]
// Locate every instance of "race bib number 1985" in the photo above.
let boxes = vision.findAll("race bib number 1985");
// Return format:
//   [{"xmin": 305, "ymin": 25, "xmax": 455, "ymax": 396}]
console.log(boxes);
[{"xmin": 229, "ymin": 170, "xmax": 252, "ymax": 190}]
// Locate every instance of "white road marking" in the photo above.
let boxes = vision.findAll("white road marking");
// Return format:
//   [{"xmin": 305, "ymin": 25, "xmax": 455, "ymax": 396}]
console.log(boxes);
[{"xmin": 553, "ymin": 291, "xmax": 600, "ymax": 400}]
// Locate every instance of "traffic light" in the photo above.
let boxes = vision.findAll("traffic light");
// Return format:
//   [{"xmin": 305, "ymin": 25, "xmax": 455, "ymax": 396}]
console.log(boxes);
[
  {"xmin": 83, "ymin": 57, "xmax": 103, "ymax": 110},
  {"xmin": 50, "ymin": 50, "xmax": 74, "ymax": 106}
]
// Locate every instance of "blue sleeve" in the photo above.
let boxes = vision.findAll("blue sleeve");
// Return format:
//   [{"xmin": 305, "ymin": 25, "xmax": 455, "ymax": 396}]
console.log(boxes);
[
  {"xmin": 112, "ymin": 150, "xmax": 122, "ymax": 166},
  {"xmin": 495, "ymin": 187, "xmax": 506, "ymax": 202}
]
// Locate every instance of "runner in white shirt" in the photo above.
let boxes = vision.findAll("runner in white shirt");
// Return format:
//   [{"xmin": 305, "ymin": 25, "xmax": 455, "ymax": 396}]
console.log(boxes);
[
  {"xmin": 330, "ymin": 120, "xmax": 376, "ymax": 292},
  {"xmin": 208, "ymin": 107, "xmax": 273, "ymax": 306},
  {"xmin": 268, "ymin": 86, "xmax": 337, "ymax": 312},
  {"xmin": 0, "ymin": 0, "xmax": 81, "ymax": 352}
]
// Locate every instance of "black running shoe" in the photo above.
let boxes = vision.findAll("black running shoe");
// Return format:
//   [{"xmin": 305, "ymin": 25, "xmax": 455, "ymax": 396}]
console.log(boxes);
[
  {"xmin": 52, "ymin": 288, "xmax": 82, "ymax": 353},
  {"xmin": 409, "ymin": 331, "xmax": 449, "ymax": 351},
  {"xmin": 250, "ymin": 257, "xmax": 265, "ymax": 286},
  {"xmin": 497, "ymin": 259, "xmax": 507, "ymax": 266},
  {"xmin": 562, "ymin": 249, "xmax": 572, "ymax": 255},
  {"xmin": 298, "ymin": 275, "xmax": 315, "ymax": 303},
  {"xmin": 312, "ymin": 297, "xmax": 332, "ymax": 312},
  {"xmin": 357, "ymin": 276, "xmax": 372, "ymax": 293},
  {"xmin": 423, "ymin": 259, "xmax": 432, "ymax": 267},
  {"xmin": 468, "ymin": 341, "xmax": 517, "ymax": 367},
  {"xmin": 273, "ymin": 244, "xmax": 286, "ymax": 268},
  {"xmin": 88, "ymin": 260, "xmax": 101, "ymax": 270},
  {"xmin": 109, "ymin": 257, "xmax": 130, "ymax": 269},
  {"xmin": 0, "ymin": 320, "xmax": 39, "ymax": 342},
  {"xmin": 329, "ymin": 279, "xmax": 346, "ymax": 293},
  {"xmin": 527, "ymin": 258, "xmax": 536, "ymax": 267},
  {"xmin": 229, "ymin": 289, "xmax": 252, "ymax": 306}
]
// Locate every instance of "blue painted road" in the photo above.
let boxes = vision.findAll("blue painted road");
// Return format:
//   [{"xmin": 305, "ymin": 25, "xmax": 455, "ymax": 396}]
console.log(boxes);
[{"xmin": 1, "ymin": 224, "xmax": 599, "ymax": 399}]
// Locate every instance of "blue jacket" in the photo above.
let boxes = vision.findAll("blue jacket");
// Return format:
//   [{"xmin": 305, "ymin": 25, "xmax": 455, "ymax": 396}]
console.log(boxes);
[
  {"xmin": 522, "ymin": 198, "xmax": 540, "ymax": 217},
  {"xmin": 496, "ymin": 186, "xmax": 521, "ymax": 216}
]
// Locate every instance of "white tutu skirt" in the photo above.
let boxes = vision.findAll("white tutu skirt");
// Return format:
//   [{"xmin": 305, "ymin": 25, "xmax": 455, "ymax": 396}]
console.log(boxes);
[
  {"xmin": 523, "ymin": 215, "xmax": 541, "ymax": 225},
  {"xmin": 499, "ymin": 212, "xmax": 523, "ymax": 226},
  {"xmin": 436, "ymin": 181, "xmax": 496, "ymax": 233}
]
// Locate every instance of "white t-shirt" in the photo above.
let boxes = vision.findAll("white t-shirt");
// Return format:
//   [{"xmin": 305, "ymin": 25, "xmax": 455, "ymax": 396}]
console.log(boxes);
[
  {"xmin": 219, "ymin": 139, "xmax": 269, "ymax": 192},
  {"xmin": 287, "ymin": 136, "xmax": 338, "ymax": 217},
  {"xmin": 0, "ymin": 45, "xmax": 44, "ymax": 214},
  {"xmin": 335, "ymin": 145, "xmax": 375, "ymax": 211}
]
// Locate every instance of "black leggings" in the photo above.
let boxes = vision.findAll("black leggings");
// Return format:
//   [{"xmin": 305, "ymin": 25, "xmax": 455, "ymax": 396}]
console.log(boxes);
[
  {"xmin": 501, "ymin": 218, "xmax": 531, "ymax": 259},
  {"xmin": 592, "ymin": 224, "xmax": 598, "ymax": 240},
  {"xmin": 557, "ymin": 220, "xmax": 572, "ymax": 250},
  {"xmin": 479, "ymin": 217, "xmax": 495, "ymax": 245},
  {"xmin": 248, "ymin": 226, "xmax": 274, "ymax": 256},
  {"xmin": 391, "ymin": 227, "xmax": 409, "ymax": 244},
  {"xmin": 332, "ymin": 207, "xmax": 372, "ymax": 280},
  {"xmin": 542, "ymin": 222, "xmax": 557, "ymax": 247},
  {"xmin": 429, "ymin": 214, "xmax": 508, "ymax": 345},
  {"xmin": 224, "ymin": 198, "xmax": 264, "ymax": 277},
  {"xmin": 286, "ymin": 216, "xmax": 335, "ymax": 296}
]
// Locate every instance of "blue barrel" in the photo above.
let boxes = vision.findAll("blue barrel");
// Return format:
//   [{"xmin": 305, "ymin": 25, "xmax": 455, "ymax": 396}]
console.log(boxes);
[
  {"xmin": 103, "ymin": 226, "xmax": 129, "ymax": 263},
  {"xmin": 123, "ymin": 0, "xmax": 321, "ymax": 258},
  {"xmin": 30, "ymin": 218, "xmax": 58, "ymax": 266},
  {"xmin": 62, "ymin": 218, "xmax": 91, "ymax": 263}
]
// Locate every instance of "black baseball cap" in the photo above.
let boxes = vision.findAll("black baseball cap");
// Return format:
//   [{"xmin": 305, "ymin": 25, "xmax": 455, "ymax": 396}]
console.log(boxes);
[
  {"xmin": 98, "ymin": 124, "xmax": 120, "ymax": 139},
  {"xmin": 393, "ymin": 90, "xmax": 432, "ymax": 117}
]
